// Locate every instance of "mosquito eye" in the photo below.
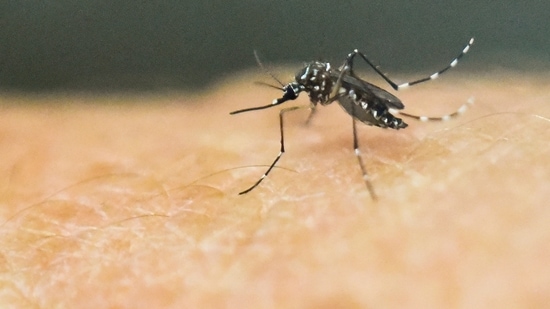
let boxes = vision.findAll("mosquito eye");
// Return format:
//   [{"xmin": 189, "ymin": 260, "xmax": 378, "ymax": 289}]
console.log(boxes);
[{"xmin": 283, "ymin": 84, "xmax": 299, "ymax": 100}]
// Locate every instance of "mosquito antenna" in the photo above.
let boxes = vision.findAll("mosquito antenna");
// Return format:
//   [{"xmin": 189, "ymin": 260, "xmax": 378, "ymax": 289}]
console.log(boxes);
[
  {"xmin": 253, "ymin": 81, "xmax": 282, "ymax": 90},
  {"xmin": 254, "ymin": 50, "xmax": 285, "ymax": 87}
]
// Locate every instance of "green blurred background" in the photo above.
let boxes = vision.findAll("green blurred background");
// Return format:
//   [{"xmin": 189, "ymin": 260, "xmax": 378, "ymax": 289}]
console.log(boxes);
[{"xmin": 0, "ymin": 0, "xmax": 548, "ymax": 92}]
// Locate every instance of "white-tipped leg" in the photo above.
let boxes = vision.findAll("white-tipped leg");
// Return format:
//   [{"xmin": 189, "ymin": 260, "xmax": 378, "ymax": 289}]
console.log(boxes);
[
  {"xmin": 394, "ymin": 37, "xmax": 475, "ymax": 89},
  {"xmin": 391, "ymin": 97, "xmax": 474, "ymax": 122},
  {"xmin": 350, "ymin": 37, "xmax": 475, "ymax": 91},
  {"xmin": 237, "ymin": 106, "xmax": 308, "ymax": 195},
  {"xmin": 352, "ymin": 115, "xmax": 377, "ymax": 201}
]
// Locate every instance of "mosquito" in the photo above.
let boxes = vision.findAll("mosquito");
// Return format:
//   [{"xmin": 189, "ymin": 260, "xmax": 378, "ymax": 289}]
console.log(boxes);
[{"xmin": 230, "ymin": 37, "xmax": 475, "ymax": 200}]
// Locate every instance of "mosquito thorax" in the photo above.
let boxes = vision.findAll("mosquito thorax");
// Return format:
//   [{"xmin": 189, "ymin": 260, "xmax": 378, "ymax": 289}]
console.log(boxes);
[{"xmin": 295, "ymin": 61, "xmax": 334, "ymax": 104}]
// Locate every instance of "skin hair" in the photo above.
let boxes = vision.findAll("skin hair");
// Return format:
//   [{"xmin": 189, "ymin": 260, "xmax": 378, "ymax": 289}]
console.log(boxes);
[{"xmin": 1, "ymin": 72, "xmax": 549, "ymax": 308}]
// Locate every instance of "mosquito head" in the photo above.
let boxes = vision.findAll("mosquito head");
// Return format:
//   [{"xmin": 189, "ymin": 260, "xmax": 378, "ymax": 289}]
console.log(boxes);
[
  {"xmin": 274, "ymin": 81, "xmax": 303, "ymax": 104},
  {"xmin": 229, "ymin": 52, "xmax": 306, "ymax": 116}
]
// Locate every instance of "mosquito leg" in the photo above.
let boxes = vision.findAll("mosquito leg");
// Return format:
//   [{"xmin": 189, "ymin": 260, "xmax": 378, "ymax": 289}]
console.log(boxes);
[
  {"xmin": 304, "ymin": 106, "xmax": 317, "ymax": 126},
  {"xmin": 391, "ymin": 97, "xmax": 474, "ymax": 122},
  {"xmin": 349, "ymin": 38, "xmax": 474, "ymax": 91},
  {"xmin": 238, "ymin": 105, "xmax": 308, "ymax": 195},
  {"xmin": 350, "ymin": 103, "xmax": 378, "ymax": 201}
]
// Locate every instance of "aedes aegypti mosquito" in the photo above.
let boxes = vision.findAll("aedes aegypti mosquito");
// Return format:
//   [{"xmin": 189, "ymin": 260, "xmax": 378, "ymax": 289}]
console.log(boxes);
[{"xmin": 230, "ymin": 37, "xmax": 474, "ymax": 200}]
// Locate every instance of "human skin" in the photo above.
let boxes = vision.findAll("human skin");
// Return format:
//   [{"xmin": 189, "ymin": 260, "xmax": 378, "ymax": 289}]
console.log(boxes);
[{"xmin": 1, "ymin": 72, "xmax": 549, "ymax": 308}]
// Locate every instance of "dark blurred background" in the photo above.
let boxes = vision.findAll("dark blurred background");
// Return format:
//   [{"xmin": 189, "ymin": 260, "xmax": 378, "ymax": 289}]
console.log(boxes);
[{"xmin": 0, "ymin": 0, "xmax": 548, "ymax": 92}]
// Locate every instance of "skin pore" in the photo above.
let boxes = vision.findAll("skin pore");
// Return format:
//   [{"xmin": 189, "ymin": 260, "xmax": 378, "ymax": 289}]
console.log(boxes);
[{"xmin": 1, "ymin": 72, "xmax": 550, "ymax": 308}]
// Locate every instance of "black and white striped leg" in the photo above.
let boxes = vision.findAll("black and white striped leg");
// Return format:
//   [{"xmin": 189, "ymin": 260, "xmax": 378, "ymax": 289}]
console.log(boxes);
[
  {"xmin": 238, "ymin": 105, "xmax": 307, "ymax": 195},
  {"xmin": 391, "ymin": 97, "xmax": 475, "ymax": 122},
  {"xmin": 351, "ymin": 104, "xmax": 378, "ymax": 200},
  {"xmin": 339, "ymin": 37, "xmax": 475, "ymax": 91}
]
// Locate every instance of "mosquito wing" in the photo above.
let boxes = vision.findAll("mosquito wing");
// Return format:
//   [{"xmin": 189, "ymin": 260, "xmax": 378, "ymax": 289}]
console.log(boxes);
[
  {"xmin": 334, "ymin": 74, "xmax": 407, "ymax": 129},
  {"xmin": 337, "ymin": 73, "xmax": 404, "ymax": 110}
]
